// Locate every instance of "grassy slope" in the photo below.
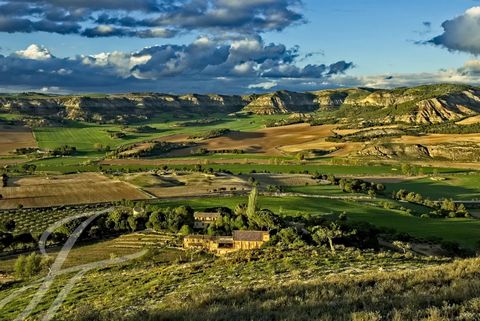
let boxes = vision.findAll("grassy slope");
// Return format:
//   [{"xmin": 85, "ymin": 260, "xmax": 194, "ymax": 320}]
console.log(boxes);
[
  {"xmin": 385, "ymin": 174, "xmax": 480, "ymax": 201},
  {"xmin": 0, "ymin": 247, "xmax": 452, "ymax": 321},
  {"xmin": 151, "ymin": 195, "xmax": 480, "ymax": 248}
]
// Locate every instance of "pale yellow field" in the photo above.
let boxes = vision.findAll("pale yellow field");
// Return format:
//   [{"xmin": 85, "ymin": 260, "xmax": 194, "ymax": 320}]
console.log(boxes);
[
  {"xmin": 391, "ymin": 133, "xmax": 480, "ymax": 145},
  {"xmin": 456, "ymin": 115, "xmax": 480, "ymax": 125},
  {"xmin": 0, "ymin": 173, "xmax": 148, "ymax": 209},
  {"xmin": 123, "ymin": 172, "xmax": 251, "ymax": 198},
  {"xmin": 165, "ymin": 123, "xmax": 339, "ymax": 157}
]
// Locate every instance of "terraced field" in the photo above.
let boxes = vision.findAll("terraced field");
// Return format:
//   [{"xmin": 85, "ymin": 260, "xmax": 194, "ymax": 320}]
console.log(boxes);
[
  {"xmin": 0, "ymin": 231, "xmax": 179, "ymax": 274},
  {"xmin": 0, "ymin": 173, "xmax": 148, "ymax": 209}
]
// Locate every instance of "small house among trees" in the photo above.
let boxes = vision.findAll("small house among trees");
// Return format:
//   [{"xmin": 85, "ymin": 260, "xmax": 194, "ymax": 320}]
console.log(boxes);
[
  {"xmin": 183, "ymin": 230, "xmax": 270, "ymax": 255},
  {"xmin": 193, "ymin": 212, "xmax": 221, "ymax": 229}
]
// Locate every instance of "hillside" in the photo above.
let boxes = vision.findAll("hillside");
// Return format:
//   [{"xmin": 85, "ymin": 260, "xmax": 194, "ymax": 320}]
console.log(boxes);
[
  {"xmin": 244, "ymin": 84, "xmax": 480, "ymax": 124},
  {"xmin": 0, "ymin": 93, "xmax": 250, "ymax": 124},
  {"xmin": 1, "ymin": 84, "xmax": 480, "ymax": 125}
]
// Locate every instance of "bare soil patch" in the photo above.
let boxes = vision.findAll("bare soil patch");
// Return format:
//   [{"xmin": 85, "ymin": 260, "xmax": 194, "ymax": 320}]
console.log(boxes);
[
  {"xmin": 0, "ymin": 173, "xmax": 148, "ymax": 209},
  {"xmin": 0, "ymin": 126, "xmax": 37, "ymax": 155},
  {"xmin": 167, "ymin": 124, "xmax": 339, "ymax": 157},
  {"xmin": 123, "ymin": 172, "xmax": 251, "ymax": 198}
]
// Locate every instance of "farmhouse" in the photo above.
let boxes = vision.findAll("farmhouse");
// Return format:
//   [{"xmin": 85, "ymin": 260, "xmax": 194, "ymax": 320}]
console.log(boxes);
[
  {"xmin": 193, "ymin": 212, "xmax": 221, "ymax": 229},
  {"xmin": 183, "ymin": 230, "xmax": 270, "ymax": 255},
  {"xmin": 232, "ymin": 231, "xmax": 270, "ymax": 250}
]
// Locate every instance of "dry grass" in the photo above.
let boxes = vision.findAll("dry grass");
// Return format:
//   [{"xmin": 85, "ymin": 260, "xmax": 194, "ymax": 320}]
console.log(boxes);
[
  {"xmin": 123, "ymin": 172, "xmax": 251, "ymax": 198},
  {"xmin": 391, "ymin": 133, "xmax": 480, "ymax": 145},
  {"xmin": 0, "ymin": 231, "xmax": 178, "ymax": 274},
  {"xmin": 247, "ymin": 173, "xmax": 318, "ymax": 187},
  {"xmin": 165, "ymin": 124, "xmax": 339, "ymax": 157},
  {"xmin": 0, "ymin": 126, "xmax": 37, "ymax": 155},
  {"xmin": 456, "ymin": 115, "xmax": 480, "ymax": 125},
  {"xmin": 0, "ymin": 173, "xmax": 148, "ymax": 209}
]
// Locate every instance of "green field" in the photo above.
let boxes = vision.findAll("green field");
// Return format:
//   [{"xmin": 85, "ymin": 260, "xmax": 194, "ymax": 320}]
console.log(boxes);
[
  {"xmin": 151, "ymin": 195, "xmax": 480, "ymax": 249},
  {"xmin": 33, "ymin": 114, "xmax": 288, "ymax": 155},
  {"xmin": 385, "ymin": 174, "xmax": 480, "ymax": 201}
]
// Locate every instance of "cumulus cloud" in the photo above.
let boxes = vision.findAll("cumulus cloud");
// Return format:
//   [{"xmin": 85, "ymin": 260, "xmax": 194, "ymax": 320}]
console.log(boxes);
[
  {"xmin": 0, "ymin": 0, "xmax": 304, "ymax": 38},
  {"xmin": 0, "ymin": 39, "xmax": 353, "ymax": 93},
  {"xmin": 15, "ymin": 44, "xmax": 53, "ymax": 60},
  {"xmin": 248, "ymin": 81, "xmax": 278, "ymax": 90},
  {"xmin": 327, "ymin": 60, "xmax": 480, "ymax": 89},
  {"xmin": 428, "ymin": 7, "xmax": 480, "ymax": 55}
]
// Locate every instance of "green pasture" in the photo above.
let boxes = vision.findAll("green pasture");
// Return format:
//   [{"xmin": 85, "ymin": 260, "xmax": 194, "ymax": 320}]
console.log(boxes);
[
  {"xmin": 385, "ymin": 174, "xmax": 480, "ymax": 201},
  {"xmin": 152, "ymin": 195, "xmax": 480, "ymax": 249},
  {"xmin": 33, "ymin": 114, "xmax": 287, "ymax": 155}
]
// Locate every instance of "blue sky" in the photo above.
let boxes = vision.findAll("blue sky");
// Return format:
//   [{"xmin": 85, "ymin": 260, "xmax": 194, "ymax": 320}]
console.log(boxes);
[{"xmin": 0, "ymin": 0, "xmax": 479, "ymax": 93}]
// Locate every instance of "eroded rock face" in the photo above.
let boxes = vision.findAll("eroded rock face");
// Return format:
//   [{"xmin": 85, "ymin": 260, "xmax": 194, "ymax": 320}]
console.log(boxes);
[
  {"xmin": 358, "ymin": 143, "xmax": 480, "ymax": 161},
  {"xmin": 244, "ymin": 91, "xmax": 319, "ymax": 115},
  {"xmin": 0, "ymin": 93, "xmax": 249, "ymax": 123},
  {"xmin": 244, "ymin": 85, "xmax": 480, "ymax": 124},
  {"xmin": 2, "ymin": 85, "xmax": 480, "ymax": 125}
]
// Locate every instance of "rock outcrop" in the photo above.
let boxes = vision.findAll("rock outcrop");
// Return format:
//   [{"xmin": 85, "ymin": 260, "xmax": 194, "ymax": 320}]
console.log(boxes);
[
  {"xmin": 243, "ymin": 90, "xmax": 319, "ymax": 115},
  {"xmin": 242, "ymin": 84, "xmax": 480, "ymax": 124},
  {"xmin": 0, "ymin": 93, "xmax": 250, "ymax": 123},
  {"xmin": 358, "ymin": 142, "xmax": 480, "ymax": 161},
  {"xmin": 2, "ymin": 84, "xmax": 480, "ymax": 125}
]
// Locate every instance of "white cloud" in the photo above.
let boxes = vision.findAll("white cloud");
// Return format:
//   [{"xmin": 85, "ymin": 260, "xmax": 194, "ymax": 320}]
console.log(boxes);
[
  {"xmin": 248, "ymin": 81, "xmax": 278, "ymax": 90},
  {"xmin": 15, "ymin": 44, "xmax": 52, "ymax": 60},
  {"xmin": 429, "ymin": 7, "xmax": 480, "ymax": 55}
]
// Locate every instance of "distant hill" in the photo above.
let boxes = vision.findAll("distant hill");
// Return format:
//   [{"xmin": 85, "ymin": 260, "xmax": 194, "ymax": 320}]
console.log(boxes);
[
  {"xmin": 0, "ymin": 93, "xmax": 251, "ymax": 124},
  {"xmin": 244, "ymin": 84, "xmax": 480, "ymax": 124},
  {"xmin": 1, "ymin": 84, "xmax": 480, "ymax": 125}
]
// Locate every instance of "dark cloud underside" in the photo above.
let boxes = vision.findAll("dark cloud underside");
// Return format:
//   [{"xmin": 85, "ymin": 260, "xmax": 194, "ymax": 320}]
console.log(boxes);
[{"xmin": 0, "ymin": 0, "xmax": 304, "ymax": 38}]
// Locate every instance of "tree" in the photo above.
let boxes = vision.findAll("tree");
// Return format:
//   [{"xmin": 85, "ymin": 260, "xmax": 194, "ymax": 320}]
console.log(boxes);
[
  {"xmin": 0, "ymin": 219, "xmax": 15, "ymax": 232},
  {"xmin": 276, "ymin": 227, "xmax": 304, "ymax": 246},
  {"xmin": 393, "ymin": 240, "xmax": 411, "ymax": 254},
  {"xmin": 312, "ymin": 223, "xmax": 354, "ymax": 254},
  {"xmin": 0, "ymin": 231, "xmax": 13, "ymax": 250},
  {"xmin": 14, "ymin": 253, "xmax": 52, "ymax": 279},
  {"xmin": 246, "ymin": 187, "xmax": 258, "ymax": 218},
  {"xmin": 179, "ymin": 225, "xmax": 193, "ymax": 235},
  {"xmin": 296, "ymin": 152, "xmax": 306, "ymax": 161},
  {"xmin": 1, "ymin": 173, "xmax": 8, "ymax": 187},
  {"xmin": 21, "ymin": 164, "xmax": 36, "ymax": 174},
  {"xmin": 249, "ymin": 209, "xmax": 280, "ymax": 230},
  {"xmin": 14, "ymin": 255, "xmax": 26, "ymax": 279},
  {"xmin": 234, "ymin": 203, "xmax": 247, "ymax": 216}
]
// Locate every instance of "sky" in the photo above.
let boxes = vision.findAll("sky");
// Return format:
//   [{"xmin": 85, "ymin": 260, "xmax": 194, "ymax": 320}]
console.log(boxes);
[{"xmin": 0, "ymin": 0, "xmax": 480, "ymax": 94}]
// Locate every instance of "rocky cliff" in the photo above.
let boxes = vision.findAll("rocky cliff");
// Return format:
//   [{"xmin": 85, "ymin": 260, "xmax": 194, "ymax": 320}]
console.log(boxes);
[
  {"xmin": 0, "ymin": 93, "xmax": 250, "ymax": 123},
  {"xmin": 358, "ymin": 142, "xmax": 480, "ymax": 161},
  {"xmin": 2, "ymin": 84, "xmax": 480, "ymax": 125},
  {"xmin": 243, "ymin": 90, "xmax": 319, "ymax": 115},
  {"xmin": 243, "ymin": 84, "xmax": 480, "ymax": 124}
]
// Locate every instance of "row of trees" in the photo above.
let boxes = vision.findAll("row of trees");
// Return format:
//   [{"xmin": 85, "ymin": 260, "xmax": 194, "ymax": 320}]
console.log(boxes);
[
  {"xmin": 393, "ymin": 189, "xmax": 469, "ymax": 218},
  {"xmin": 312, "ymin": 174, "xmax": 385, "ymax": 196}
]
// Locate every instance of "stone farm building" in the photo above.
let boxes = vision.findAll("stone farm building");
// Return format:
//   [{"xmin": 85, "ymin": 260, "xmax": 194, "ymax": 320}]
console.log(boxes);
[
  {"xmin": 183, "ymin": 230, "xmax": 270, "ymax": 255},
  {"xmin": 193, "ymin": 212, "xmax": 221, "ymax": 229}
]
